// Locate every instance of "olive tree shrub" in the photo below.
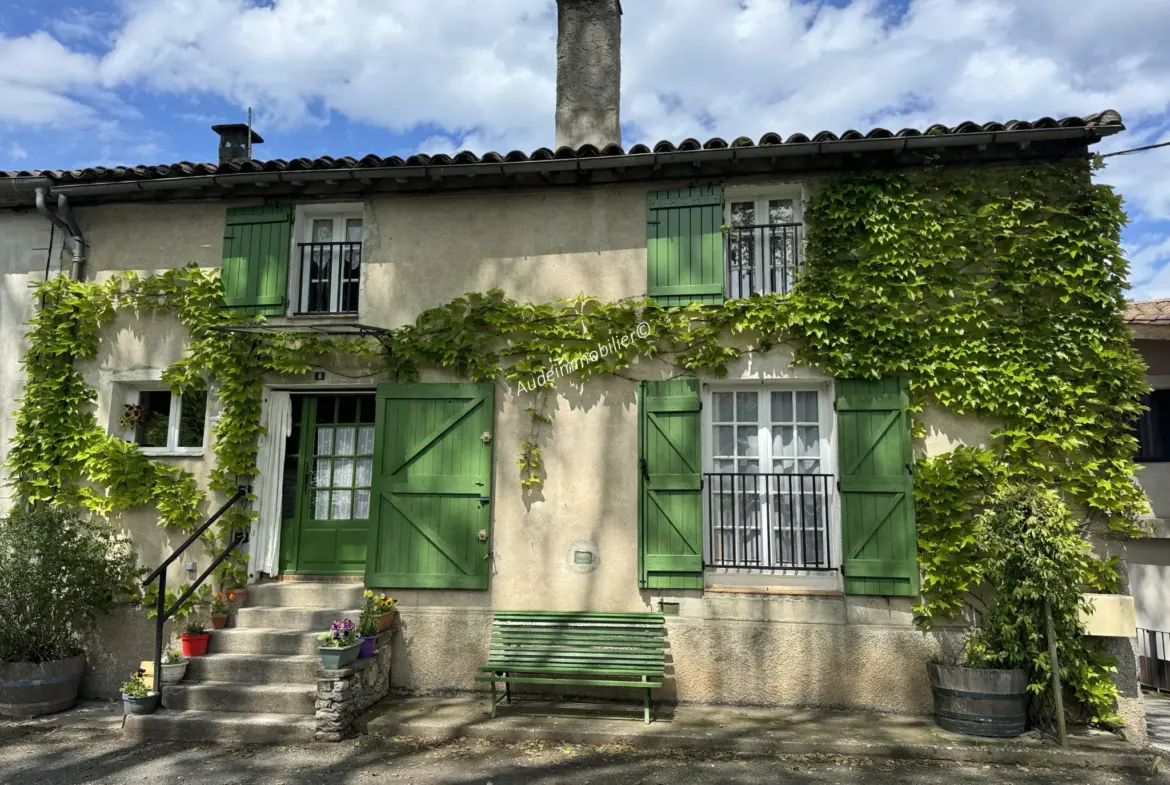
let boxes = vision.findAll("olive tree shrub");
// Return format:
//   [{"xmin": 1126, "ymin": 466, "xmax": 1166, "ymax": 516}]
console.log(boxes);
[{"xmin": 0, "ymin": 507, "xmax": 141, "ymax": 663}]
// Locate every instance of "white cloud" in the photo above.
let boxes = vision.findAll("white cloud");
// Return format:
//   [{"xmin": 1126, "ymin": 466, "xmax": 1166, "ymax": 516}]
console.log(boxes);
[
  {"xmin": 7, "ymin": 143, "xmax": 27, "ymax": 161},
  {"xmin": 3, "ymin": 0, "xmax": 1170, "ymax": 284}
]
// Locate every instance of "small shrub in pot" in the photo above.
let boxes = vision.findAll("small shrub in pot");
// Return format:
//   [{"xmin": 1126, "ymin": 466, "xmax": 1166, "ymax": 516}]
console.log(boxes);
[{"xmin": 0, "ymin": 506, "xmax": 142, "ymax": 716}]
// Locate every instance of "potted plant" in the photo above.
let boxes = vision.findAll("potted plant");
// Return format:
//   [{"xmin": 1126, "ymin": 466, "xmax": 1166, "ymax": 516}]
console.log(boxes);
[
  {"xmin": 121, "ymin": 669, "xmax": 159, "ymax": 715},
  {"xmin": 159, "ymin": 649, "xmax": 187, "ymax": 685},
  {"xmin": 180, "ymin": 619, "xmax": 210, "ymax": 657},
  {"xmin": 919, "ymin": 483, "xmax": 1118, "ymax": 737},
  {"xmin": 0, "ymin": 507, "xmax": 142, "ymax": 717},
  {"xmin": 356, "ymin": 591, "xmax": 380, "ymax": 659},
  {"xmin": 373, "ymin": 593, "xmax": 397, "ymax": 633},
  {"xmin": 226, "ymin": 586, "xmax": 248, "ymax": 608},
  {"xmin": 316, "ymin": 619, "xmax": 359, "ymax": 669},
  {"xmin": 209, "ymin": 593, "xmax": 229, "ymax": 629}
]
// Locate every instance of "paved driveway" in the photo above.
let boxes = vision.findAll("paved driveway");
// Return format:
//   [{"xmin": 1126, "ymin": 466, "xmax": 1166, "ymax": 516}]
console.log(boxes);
[
  {"xmin": 1146, "ymin": 691, "xmax": 1170, "ymax": 753},
  {"xmin": 0, "ymin": 731, "xmax": 1161, "ymax": 785}
]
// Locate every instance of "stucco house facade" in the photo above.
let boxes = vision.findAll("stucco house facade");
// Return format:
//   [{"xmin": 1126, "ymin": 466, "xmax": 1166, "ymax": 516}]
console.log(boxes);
[{"xmin": 0, "ymin": 1, "xmax": 1149, "ymax": 743}]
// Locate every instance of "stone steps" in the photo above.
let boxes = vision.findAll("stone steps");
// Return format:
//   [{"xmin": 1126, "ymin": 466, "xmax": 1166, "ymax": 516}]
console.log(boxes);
[
  {"xmin": 185, "ymin": 653, "xmax": 320, "ymax": 684},
  {"xmin": 162, "ymin": 681, "xmax": 316, "ymax": 715},
  {"xmin": 235, "ymin": 606, "xmax": 360, "ymax": 630},
  {"xmin": 246, "ymin": 582, "xmax": 367, "ymax": 609},
  {"xmin": 210, "ymin": 628, "xmax": 322, "ymax": 657},
  {"xmin": 124, "ymin": 709, "xmax": 317, "ymax": 743},
  {"xmin": 127, "ymin": 583, "xmax": 391, "ymax": 744}
]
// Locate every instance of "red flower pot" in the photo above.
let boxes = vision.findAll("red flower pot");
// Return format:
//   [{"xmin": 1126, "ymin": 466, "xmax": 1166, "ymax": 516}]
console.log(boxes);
[
  {"xmin": 210, "ymin": 614, "xmax": 228, "ymax": 630},
  {"xmin": 180, "ymin": 633, "xmax": 210, "ymax": 657}
]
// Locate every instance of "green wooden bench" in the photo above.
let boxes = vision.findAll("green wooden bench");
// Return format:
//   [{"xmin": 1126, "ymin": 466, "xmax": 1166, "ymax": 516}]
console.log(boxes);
[{"xmin": 476, "ymin": 611, "xmax": 667, "ymax": 723}]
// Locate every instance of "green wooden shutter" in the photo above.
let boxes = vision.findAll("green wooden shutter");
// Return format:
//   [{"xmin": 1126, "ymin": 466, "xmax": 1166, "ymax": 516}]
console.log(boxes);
[
  {"xmin": 646, "ymin": 187, "xmax": 724, "ymax": 306},
  {"xmin": 639, "ymin": 379, "xmax": 704, "ymax": 590},
  {"xmin": 221, "ymin": 205, "xmax": 293, "ymax": 316},
  {"xmin": 365, "ymin": 383, "xmax": 494, "ymax": 589},
  {"xmin": 836, "ymin": 378, "xmax": 919, "ymax": 597}
]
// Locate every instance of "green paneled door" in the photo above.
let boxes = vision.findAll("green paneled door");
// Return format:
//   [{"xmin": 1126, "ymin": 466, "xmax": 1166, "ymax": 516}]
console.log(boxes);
[
  {"xmin": 835, "ymin": 378, "xmax": 918, "ymax": 597},
  {"xmin": 365, "ymin": 383, "xmax": 494, "ymax": 589},
  {"xmin": 639, "ymin": 379, "xmax": 704, "ymax": 590},
  {"xmin": 288, "ymin": 395, "xmax": 375, "ymax": 575},
  {"xmin": 646, "ymin": 186, "xmax": 725, "ymax": 307}
]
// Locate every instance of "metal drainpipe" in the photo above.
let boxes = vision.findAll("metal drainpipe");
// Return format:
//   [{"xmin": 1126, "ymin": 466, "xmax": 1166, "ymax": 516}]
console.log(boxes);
[{"xmin": 34, "ymin": 188, "xmax": 85, "ymax": 280}]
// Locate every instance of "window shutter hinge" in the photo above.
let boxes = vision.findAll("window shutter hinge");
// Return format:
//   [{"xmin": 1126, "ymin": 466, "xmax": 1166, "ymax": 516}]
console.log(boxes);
[
  {"xmin": 639, "ymin": 457, "xmax": 649, "ymax": 480},
  {"xmin": 836, "ymin": 480, "xmax": 841, "ymax": 492},
  {"xmin": 832, "ymin": 400, "xmax": 837, "ymax": 411}
]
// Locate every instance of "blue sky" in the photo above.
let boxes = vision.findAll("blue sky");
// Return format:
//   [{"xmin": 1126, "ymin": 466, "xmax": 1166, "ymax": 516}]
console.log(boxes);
[{"xmin": 2, "ymin": 0, "xmax": 1168, "ymax": 298}]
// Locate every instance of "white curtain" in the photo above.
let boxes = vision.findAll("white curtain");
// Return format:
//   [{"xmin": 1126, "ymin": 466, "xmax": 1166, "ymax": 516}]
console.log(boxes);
[{"xmin": 250, "ymin": 390, "xmax": 292, "ymax": 581}]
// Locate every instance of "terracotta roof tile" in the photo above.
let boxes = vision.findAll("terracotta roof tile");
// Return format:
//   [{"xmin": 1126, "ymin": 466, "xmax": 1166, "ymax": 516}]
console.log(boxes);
[
  {"xmin": 1125, "ymin": 299, "xmax": 1170, "ymax": 325},
  {"xmin": 0, "ymin": 110, "xmax": 1125, "ymax": 186}
]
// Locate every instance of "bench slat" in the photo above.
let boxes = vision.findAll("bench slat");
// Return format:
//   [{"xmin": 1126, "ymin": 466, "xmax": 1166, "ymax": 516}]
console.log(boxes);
[
  {"xmin": 489, "ymin": 652, "xmax": 663, "ymax": 665},
  {"xmin": 492, "ymin": 636, "xmax": 664, "ymax": 648},
  {"xmin": 475, "ymin": 675, "xmax": 663, "ymax": 688},
  {"xmin": 480, "ymin": 665, "xmax": 662, "ymax": 676}
]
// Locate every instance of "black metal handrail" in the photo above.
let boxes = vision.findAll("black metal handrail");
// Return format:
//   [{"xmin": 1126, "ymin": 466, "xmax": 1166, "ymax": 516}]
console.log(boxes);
[
  {"xmin": 295, "ymin": 241, "xmax": 362, "ymax": 315},
  {"xmin": 142, "ymin": 486, "xmax": 250, "ymax": 693},
  {"xmin": 1138, "ymin": 627, "xmax": 1170, "ymax": 691},
  {"xmin": 725, "ymin": 222, "xmax": 803, "ymax": 298},
  {"xmin": 704, "ymin": 472, "xmax": 834, "ymax": 571}
]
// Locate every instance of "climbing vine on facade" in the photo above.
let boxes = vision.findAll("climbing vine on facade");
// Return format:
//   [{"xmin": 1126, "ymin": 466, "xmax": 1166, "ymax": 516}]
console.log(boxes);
[{"xmin": 7, "ymin": 159, "xmax": 1147, "ymax": 724}]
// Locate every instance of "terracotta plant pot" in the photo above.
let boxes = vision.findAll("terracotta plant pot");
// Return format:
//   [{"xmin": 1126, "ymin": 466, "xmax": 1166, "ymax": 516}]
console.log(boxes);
[
  {"xmin": 180, "ymin": 633, "xmax": 210, "ymax": 657},
  {"xmin": 159, "ymin": 662, "xmax": 187, "ymax": 685},
  {"xmin": 210, "ymin": 614, "xmax": 228, "ymax": 630},
  {"xmin": 227, "ymin": 587, "xmax": 248, "ymax": 607},
  {"xmin": 318, "ymin": 643, "xmax": 360, "ymax": 670},
  {"xmin": 358, "ymin": 636, "xmax": 377, "ymax": 659},
  {"xmin": 124, "ymin": 692, "xmax": 160, "ymax": 715},
  {"xmin": 378, "ymin": 611, "xmax": 397, "ymax": 633}
]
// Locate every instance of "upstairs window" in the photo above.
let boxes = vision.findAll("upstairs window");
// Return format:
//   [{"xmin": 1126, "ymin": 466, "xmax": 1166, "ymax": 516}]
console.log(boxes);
[
  {"xmin": 725, "ymin": 189, "xmax": 803, "ymax": 298},
  {"xmin": 1137, "ymin": 390, "xmax": 1170, "ymax": 462},
  {"xmin": 293, "ymin": 208, "xmax": 363, "ymax": 315}
]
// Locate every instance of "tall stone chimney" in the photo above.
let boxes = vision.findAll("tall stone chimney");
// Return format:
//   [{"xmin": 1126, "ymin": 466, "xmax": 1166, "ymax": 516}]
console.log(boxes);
[
  {"xmin": 555, "ymin": 0, "xmax": 622, "ymax": 150},
  {"xmin": 212, "ymin": 124, "xmax": 265, "ymax": 165}
]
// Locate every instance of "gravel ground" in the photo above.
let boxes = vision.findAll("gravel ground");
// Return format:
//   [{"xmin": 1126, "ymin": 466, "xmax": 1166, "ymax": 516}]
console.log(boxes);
[{"xmin": 0, "ymin": 729, "xmax": 1162, "ymax": 785}]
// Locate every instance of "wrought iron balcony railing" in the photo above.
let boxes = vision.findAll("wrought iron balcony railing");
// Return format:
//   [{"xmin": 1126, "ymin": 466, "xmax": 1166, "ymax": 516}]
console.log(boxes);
[
  {"xmin": 704, "ymin": 471, "xmax": 833, "ymax": 571},
  {"xmin": 725, "ymin": 222, "xmax": 803, "ymax": 298},
  {"xmin": 296, "ymin": 241, "xmax": 362, "ymax": 315}
]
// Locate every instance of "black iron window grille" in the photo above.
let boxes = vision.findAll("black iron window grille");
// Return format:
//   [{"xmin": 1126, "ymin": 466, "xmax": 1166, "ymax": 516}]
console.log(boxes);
[
  {"xmin": 725, "ymin": 222, "xmax": 803, "ymax": 298},
  {"xmin": 704, "ymin": 472, "xmax": 834, "ymax": 571},
  {"xmin": 296, "ymin": 241, "xmax": 362, "ymax": 314}
]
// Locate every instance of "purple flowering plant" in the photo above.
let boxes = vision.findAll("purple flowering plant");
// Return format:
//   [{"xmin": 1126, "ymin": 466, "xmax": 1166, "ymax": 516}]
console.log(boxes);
[{"xmin": 315, "ymin": 618, "xmax": 357, "ymax": 648}]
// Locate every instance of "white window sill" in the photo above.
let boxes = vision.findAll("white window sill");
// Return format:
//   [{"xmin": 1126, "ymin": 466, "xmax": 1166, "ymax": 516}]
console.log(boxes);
[
  {"xmin": 139, "ymin": 448, "xmax": 205, "ymax": 458},
  {"xmin": 703, "ymin": 568, "xmax": 841, "ymax": 593}
]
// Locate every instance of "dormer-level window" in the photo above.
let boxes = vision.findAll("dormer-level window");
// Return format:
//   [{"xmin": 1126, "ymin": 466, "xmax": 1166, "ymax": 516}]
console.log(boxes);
[
  {"xmin": 293, "ymin": 207, "xmax": 364, "ymax": 315},
  {"xmin": 725, "ymin": 188, "xmax": 804, "ymax": 298}
]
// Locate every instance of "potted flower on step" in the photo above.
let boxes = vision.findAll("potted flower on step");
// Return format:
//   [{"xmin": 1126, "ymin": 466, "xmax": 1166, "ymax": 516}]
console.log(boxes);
[
  {"xmin": 180, "ymin": 620, "xmax": 210, "ymax": 657},
  {"xmin": 159, "ymin": 649, "xmax": 187, "ymax": 685},
  {"xmin": 316, "ymin": 619, "xmax": 359, "ymax": 669},
  {"xmin": 356, "ymin": 591, "xmax": 380, "ymax": 659},
  {"xmin": 121, "ymin": 669, "xmax": 159, "ymax": 715},
  {"xmin": 226, "ymin": 585, "xmax": 248, "ymax": 609},
  {"xmin": 373, "ymin": 593, "xmax": 397, "ymax": 632},
  {"xmin": 210, "ymin": 593, "xmax": 229, "ymax": 629}
]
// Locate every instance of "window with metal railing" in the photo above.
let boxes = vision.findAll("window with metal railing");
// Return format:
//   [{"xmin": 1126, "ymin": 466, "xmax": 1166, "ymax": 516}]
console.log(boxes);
[
  {"xmin": 705, "ymin": 472, "xmax": 833, "ymax": 570},
  {"xmin": 725, "ymin": 195, "xmax": 803, "ymax": 298},
  {"xmin": 705, "ymin": 388, "xmax": 835, "ymax": 571},
  {"xmin": 294, "ymin": 214, "xmax": 363, "ymax": 315}
]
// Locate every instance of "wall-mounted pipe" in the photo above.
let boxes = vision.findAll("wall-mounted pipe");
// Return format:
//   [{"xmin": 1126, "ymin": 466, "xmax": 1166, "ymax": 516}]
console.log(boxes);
[{"xmin": 34, "ymin": 188, "xmax": 85, "ymax": 280}]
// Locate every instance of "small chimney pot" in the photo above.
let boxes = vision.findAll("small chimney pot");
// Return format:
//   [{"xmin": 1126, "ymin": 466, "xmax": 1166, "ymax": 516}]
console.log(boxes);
[{"xmin": 212, "ymin": 123, "xmax": 265, "ymax": 165}]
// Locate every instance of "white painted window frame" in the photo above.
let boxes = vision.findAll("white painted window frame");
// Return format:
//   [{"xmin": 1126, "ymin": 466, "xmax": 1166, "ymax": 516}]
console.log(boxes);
[
  {"xmin": 700, "ymin": 379, "xmax": 840, "ymax": 583},
  {"xmin": 288, "ymin": 203, "xmax": 365, "ymax": 316},
  {"xmin": 112, "ymin": 382, "xmax": 208, "ymax": 457},
  {"xmin": 723, "ymin": 183, "xmax": 805, "ymax": 298}
]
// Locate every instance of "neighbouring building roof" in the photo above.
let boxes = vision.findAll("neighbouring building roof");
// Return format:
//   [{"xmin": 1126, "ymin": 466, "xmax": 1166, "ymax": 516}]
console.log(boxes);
[{"xmin": 1125, "ymin": 299, "xmax": 1170, "ymax": 326}]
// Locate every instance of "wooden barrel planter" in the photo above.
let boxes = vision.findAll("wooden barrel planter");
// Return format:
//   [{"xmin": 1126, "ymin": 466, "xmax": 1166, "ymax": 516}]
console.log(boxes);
[
  {"xmin": 928, "ymin": 663, "xmax": 1028, "ymax": 738},
  {"xmin": 0, "ymin": 655, "xmax": 85, "ymax": 717}
]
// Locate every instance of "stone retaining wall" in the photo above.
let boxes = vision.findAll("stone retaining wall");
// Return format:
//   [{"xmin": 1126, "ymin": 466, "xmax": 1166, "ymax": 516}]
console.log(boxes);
[{"xmin": 314, "ymin": 633, "xmax": 392, "ymax": 741}]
